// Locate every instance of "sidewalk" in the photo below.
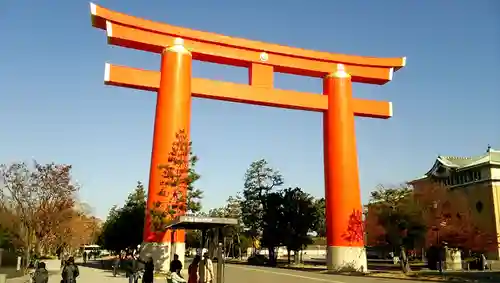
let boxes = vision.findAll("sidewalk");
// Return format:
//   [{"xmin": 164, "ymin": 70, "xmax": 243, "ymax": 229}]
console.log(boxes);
[
  {"xmin": 5, "ymin": 258, "xmax": 181, "ymax": 283},
  {"xmin": 47, "ymin": 265, "xmax": 136, "ymax": 283}
]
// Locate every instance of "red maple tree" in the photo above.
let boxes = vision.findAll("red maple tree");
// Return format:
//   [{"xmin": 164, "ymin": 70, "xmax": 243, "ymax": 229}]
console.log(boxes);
[
  {"xmin": 413, "ymin": 179, "xmax": 498, "ymax": 253},
  {"xmin": 364, "ymin": 207, "xmax": 388, "ymax": 246}
]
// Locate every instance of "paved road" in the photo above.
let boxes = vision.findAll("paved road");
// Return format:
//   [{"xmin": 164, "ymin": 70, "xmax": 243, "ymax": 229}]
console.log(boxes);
[
  {"xmin": 37, "ymin": 263, "xmax": 430, "ymax": 283},
  {"xmin": 224, "ymin": 264, "xmax": 430, "ymax": 283}
]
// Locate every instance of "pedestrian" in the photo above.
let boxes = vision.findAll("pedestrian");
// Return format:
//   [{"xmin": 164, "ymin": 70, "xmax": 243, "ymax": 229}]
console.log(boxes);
[
  {"xmin": 112, "ymin": 254, "xmax": 120, "ymax": 277},
  {"xmin": 480, "ymin": 253, "xmax": 488, "ymax": 270},
  {"xmin": 188, "ymin": 256, "xmax": 200, "ymax": 283},
  {"xmin": 167, "ymin": 257, "xmax": 186, "ymax": 283},
  {"xmin": 141, "ymin": 257, "xmax": 154, "ymax": 283},
  {"xmin": 126, "ymin": 254, "xmax": 140, "ymax": 283},
  {"xmin": 169, "ymin": 254, "xmax": 183, "ymax": 276},
  {"xmin": 61, "ymin": 257, "xmax": 80, "ymax": 283},
  {"xmin": 82, "ymin": 251, "xmax": 87, "ymax": 264},
  {"xmin": 60, "ymin": 253, "xmax": 66, "ymax": 270},
  {"xmin": 202, "ymin": 252, "xmax": 214, "ymax": 283},
  {"xmin": 32, "ymin": 261, "xmax": 49, "ymax": 283}
]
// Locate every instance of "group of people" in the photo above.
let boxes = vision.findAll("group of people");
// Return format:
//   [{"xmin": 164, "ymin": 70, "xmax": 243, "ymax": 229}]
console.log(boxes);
[
  {"xmin": 61, "ymin": 257, "xmax": 80, "ymax": 283},
  {"xmin": 82, "ymin": 251, "xmax": 97, "ymax": 263},
  {"xmin": 31, "ymin": 262, "xmax": 49, "ymax": 283},
  {"xmin": 121, "ymin": 251, "xmax": 215, "ymax": 283},
  {"xmin": 31, "ymin": 256, "xmax": 79, "ymax": 283},
  {"xmin": 124, "ymin": 253, "xmax": 155, "ymax": 283},
  {"xmin": 168, "ymin": 252, "xmax": 214, "ymax": 283},
  {"xmin": 31, "ymin": 251, "xmax": 215, "ymax": 283}
]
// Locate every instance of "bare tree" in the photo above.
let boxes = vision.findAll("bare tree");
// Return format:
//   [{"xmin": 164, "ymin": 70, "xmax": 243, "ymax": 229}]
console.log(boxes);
[
  {"xmin": 57, "ymin": 211, "xmax": 101, "ymax": 252},
  {"xmin": 0, "ymin": 161, "xmax": 79, "ymax": 268}
]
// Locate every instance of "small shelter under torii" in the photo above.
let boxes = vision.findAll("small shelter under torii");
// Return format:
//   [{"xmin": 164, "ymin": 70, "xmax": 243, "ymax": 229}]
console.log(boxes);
[{"xmin": 89, "ymin": 2, "xmax": 406, "ymax": 272}]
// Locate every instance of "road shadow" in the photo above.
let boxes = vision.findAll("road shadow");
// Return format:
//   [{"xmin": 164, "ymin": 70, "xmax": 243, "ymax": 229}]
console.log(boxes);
[
  {"xmin": 77, "ymin": 259, "xmax": 129, "ymax": 279},
  {"xmin": 415, "ymin": 271, "xmax": 500, "ymax": 283},
  {"xmin": 77, "ymin": 259, "xmax": 113, "ymax": 270},
  {"xmin": 227, "ymin": 259, "xmax": 500, "ymax": 283},
  {"xmin": 228, "ymin": 258, "xmax": 425, "ymax": 271}
]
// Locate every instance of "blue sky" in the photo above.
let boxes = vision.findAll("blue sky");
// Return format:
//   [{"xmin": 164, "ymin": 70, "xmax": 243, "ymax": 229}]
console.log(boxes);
[{"xmin": 1, "ymin": 0, "xmax": 499, "ymax": 219}]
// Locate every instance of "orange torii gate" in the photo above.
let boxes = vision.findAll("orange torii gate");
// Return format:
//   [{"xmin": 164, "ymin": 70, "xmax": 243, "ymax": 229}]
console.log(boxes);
[{"xmin": 90, "ymin": 3, "xmax": 405, "ymax": 271}]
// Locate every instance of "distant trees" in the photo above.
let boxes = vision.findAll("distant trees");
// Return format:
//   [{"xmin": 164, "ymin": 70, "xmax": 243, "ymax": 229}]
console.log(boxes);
[
  {"xmin": 241, "ymin": 159, "xmax": 283, "ymax": 257},
  {"xmin": 240, "ymin": 159, "xmax": 321, "ymax": 265},
  {"xmin": 0, "ymin": 161, "xmax": 99, "ymax": 269},
  {"xmin": 277, "ymin": 187, "xmax": 318, "ymax": 263},
  {"xmin": 312, "ymin": 198, "xmax": 326, "ymax": 238},
  {"xmin": 187, "ymin": 194, "xmax": 251, "ymax": 259},
  {"xmin": 241, "ymin": 159, "xmax": 284, "ymax": 253},
  {"xmin": 96, "ymin": 154, "xmax": 352, "ymax": 267},
  {"xmin": 98, "ymin": 182, "xmax": 146, "ymax": 253}
]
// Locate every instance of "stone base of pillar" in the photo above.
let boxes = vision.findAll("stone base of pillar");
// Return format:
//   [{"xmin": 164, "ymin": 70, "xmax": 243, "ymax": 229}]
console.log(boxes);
[
  {"xmin": 326, "ymin": 246, "xmax": 367, "ymax": 273},
  {"xmin": 140, "ymin": 242, "xmax": 171, "ymax": 272}
]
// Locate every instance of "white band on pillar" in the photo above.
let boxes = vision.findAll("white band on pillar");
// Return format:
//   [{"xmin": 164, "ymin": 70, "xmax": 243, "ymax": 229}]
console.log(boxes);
[{"xmin": 326, "ymin": 246, "xmax": 367, "ymax": 272}]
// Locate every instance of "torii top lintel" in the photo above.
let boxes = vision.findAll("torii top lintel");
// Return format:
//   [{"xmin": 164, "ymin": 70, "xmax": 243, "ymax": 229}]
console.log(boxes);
[
  {"xmin": 90, "ymin": 3, "xmax": 406, "ymax": 119},
  {"xmin": 90, "ymin": 3, "xmax": 405, "ymax": 85}
]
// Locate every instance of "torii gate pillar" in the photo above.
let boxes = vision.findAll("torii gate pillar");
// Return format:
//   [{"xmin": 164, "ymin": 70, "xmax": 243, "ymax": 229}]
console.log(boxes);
[
  {"xmin": 323, "ymin": 65, "xmax": 366, "ymax": 270},
  {"xmin": 140, "ymin": 38, "xmax": 192, "ymax": 271}
]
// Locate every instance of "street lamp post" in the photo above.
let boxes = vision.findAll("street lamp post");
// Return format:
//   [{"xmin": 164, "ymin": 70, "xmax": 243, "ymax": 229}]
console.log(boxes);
[
  {"xmin": 432, "ymin": 201, "xmax": 444, "ymax": 273},
  {"xmin": 432, "ymin": 201, "xmax": 439, "ymax": 245}
]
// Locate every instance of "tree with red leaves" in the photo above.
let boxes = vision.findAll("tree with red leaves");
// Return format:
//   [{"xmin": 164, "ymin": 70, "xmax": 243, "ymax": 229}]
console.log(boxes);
[
  {"xmin": 364, "ymin": 207, "xmax": 387, "ymax": 246},
  {"xmin": 413, "ymin": 180, "xmax": 498, "ymax": 254}
]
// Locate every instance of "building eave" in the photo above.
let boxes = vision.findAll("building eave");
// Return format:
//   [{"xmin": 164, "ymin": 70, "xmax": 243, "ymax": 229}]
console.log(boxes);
[
  {"xmin": 425, "ymin": 158, "xmax": 455, "ymax": 178},
  {"xmin": 408, "ymin": 175, "xmax": 429, "ymax": 184}
]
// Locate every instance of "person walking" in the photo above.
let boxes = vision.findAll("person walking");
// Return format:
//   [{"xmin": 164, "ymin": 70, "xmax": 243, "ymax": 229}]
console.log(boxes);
[
  {"xmin": 112, "ymin": 254, "xmax": 120, "ymax": 277},
  {"xmin": 126, "ymin": 254, "xmax": 140, "ymax": 283},
  {"xmin": 141, "ymin": 257, "xmax": 154, "ymax": 283},
  {"xmin": 60, "ymin": 253, "xmax": 66, "ymax": 270},
  {"xmin": 187, "ymin": 256, "xmax": 200, "ymax": 283},
  {"xmin": 32, "ymin": 261, "xmax": 49, "ymax": 283},
  {"xmin": 203, "ymin": 253, "xmax": 214, "ymax": 283},
  {"xmin": 61, "ymin": 257, "xmax": 80, "ymax": 283}
]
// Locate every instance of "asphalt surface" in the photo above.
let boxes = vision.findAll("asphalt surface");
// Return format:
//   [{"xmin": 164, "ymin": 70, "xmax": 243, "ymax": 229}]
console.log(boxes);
[{"xmin": 223, "ymin": 264, "xmax": 430, "ymax": 283}]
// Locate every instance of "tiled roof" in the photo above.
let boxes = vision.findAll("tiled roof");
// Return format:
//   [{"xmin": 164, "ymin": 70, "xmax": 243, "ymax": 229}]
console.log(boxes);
[
  {"xmin": 410, "ymin": 148, "xmax": 500, "ymax": 183},
  {"xmin": 437, "ymin": 148, "xmax": 500, "ymax": 169}
]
